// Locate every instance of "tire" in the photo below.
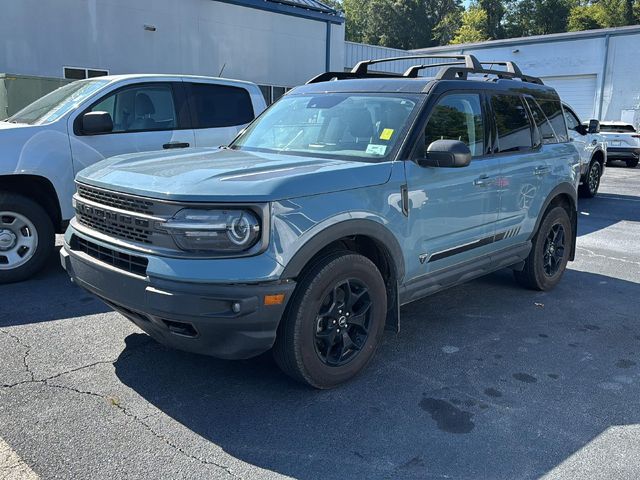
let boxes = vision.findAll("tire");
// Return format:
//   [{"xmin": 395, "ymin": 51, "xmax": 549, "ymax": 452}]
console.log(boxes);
[
  {"xmin": 514, "ymin": 206, "xmax": 572, "ymax": 291},
  {"xmin": 0, "ymin": 192, "xmax": 54, "ymax": 284},
  {"xmin": 626, "ymin": 158, "xmax": 639, "ymax": 168},
  {"xmin": 273, "ymin": 251, "xmax": 387, "ymax": 389},
  {"xmin": 578, "ymin": 160, "xmax": 601, "ymax": 198}
]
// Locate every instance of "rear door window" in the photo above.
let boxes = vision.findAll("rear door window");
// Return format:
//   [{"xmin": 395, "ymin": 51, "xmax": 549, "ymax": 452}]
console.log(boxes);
[
  {"xmin": 424, "ymin": 93, "xmax": 485, "ymax": 157},
  {"xmin": 525, "ymin": 97, "xmax": 560, "ymax": 145},
  {"xmin": 187, "ymin": 83, "xmax": 254, "ymax": 129},
  {"xmin": 491, "ymin": 94, "xmax": 533, "ymax": 153}
]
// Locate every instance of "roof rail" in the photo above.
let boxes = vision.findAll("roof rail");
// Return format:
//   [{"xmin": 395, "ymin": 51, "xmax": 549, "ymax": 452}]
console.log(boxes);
[
  {"xmin": 350, "ymin": 54, "xmax": 482, "ymax": 75},
  {"xmin": 435, "ymin": 63, "xmax": 543, "ymax": 84},
  {"xmin": 306, "ymin": 70, "xmax": 403, "ymax": 84},
  {"xmin": 306, "ymin": 56, "xmax": 544, "ymax": 85}
]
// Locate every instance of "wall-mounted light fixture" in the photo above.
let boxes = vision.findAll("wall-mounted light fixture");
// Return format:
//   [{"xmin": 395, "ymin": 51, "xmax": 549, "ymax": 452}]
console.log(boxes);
[
  {"xmin": 144, "ymin": 24, "xmax": 157, "ymax": 32},
  {"xmin": 512, "ymin": 49, "xmax": 520, "ymax": 53}
]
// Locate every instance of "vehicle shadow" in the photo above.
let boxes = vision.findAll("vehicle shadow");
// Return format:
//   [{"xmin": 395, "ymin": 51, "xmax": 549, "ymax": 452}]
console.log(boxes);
[
  {"xmin": 113, "ymin": 268, "xmax": 640, "ymax": 479},
  {"xmin": 577, "ymin": 193, "xmax": 640, "ymax": 236},
  {"xmin": 0, "ymin": 244, "xmax": 111, "ymax": 327}
]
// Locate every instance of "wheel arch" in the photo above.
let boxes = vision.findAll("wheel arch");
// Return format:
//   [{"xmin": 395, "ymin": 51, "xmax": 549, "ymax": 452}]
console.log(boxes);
[
  {"xmin": 532, "ymin": 183, "xmax": 578, "ymax": 261},
  {"xmin": 280, "ymin": 219, "xmax": 405, "ymax": 332},
  {"xmin": 0, "ymin": 174, "xmax": 63, "ymax": 232}
]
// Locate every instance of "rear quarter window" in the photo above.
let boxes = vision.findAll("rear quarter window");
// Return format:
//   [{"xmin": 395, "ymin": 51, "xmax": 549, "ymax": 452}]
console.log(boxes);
[{"xmin": 188, "ymin": 83, "xmax": 254, "ymax": 129}]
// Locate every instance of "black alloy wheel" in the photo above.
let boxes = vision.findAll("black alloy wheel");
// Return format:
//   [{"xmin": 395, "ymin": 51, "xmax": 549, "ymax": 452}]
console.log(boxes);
[
  {"xmin": 542, "ymin": 223, "xmax": 566, "ymax": 277},
  {"xmin": 314, "ymin": 278, "xmax": 372, "ymax": 367}
]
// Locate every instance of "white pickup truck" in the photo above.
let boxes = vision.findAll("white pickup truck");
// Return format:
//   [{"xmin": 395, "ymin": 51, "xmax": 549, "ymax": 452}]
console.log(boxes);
[
  {"xmin": 0, "ymin": 75, "xmax": 266, "ymax": 283},
  {"xmin": 562, "ymin": 103, "xmax": 607, "ymax": 198}
]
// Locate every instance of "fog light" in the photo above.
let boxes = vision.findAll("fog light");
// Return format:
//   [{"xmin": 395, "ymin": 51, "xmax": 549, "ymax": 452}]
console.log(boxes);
[{"xmin": 231, "ymin": 302, "xmax": 241, "ymax": 313}]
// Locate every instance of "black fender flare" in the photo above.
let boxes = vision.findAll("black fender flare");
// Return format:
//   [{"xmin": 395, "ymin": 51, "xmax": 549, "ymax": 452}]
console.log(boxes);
[
  {"xmin": 531, "ymin": 182, "xmax": 578, "ymax": 261},
  {"xmin": 280, "ymin": 218, "xmax": 406, "ymax": 282}
]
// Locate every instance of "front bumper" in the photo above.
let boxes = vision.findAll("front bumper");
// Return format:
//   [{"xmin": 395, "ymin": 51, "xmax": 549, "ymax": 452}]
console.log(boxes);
[
  {"xmin": 607, "ymin": 147, "xmax": 640, "ymax": 160},
  {"xmin": 60, "ymin": 234, "xmax": 296, "ymax": 360}
]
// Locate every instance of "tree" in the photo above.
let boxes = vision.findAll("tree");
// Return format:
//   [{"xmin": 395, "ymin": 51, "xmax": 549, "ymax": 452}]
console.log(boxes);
[
  {"xmin": 451, "ymin": 6, "xmax": 490, "ymax": 43},
  {"xmin": 504, "ymin": 0, "xmax": 573, "ymax": 37},
  {"xmin": 479, "ymin": 0, "xmax": 506, "ymax": 39},
  {"xmin": 433, "ymin": 10, "xmax": 463, "ymax": 44},
  {"xmin": 342, "ymin": 0, "xmax": 463, "ymax": 49}
]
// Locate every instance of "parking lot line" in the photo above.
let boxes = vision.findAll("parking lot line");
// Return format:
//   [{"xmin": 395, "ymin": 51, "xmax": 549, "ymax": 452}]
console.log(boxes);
[{"xmin": 0, "ymin": 436, "xmax": 39, "ymax": 480}]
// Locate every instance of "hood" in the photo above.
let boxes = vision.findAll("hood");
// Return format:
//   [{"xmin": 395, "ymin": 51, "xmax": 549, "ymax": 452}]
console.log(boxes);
[
  {"xmin": 76, "ymin": 148, "xmax": 393, "ymax": 202},
  {"xmin": 0, "ymin": 120, "xmax": 31, "ymax": 130}
]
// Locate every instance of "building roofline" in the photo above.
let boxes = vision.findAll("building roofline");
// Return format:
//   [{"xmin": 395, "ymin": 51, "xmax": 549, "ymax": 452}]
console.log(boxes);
[
  {"xmin": 411, "ymin": 25, "xmax": 640, "ymax": 53},
  {"xmin": 214, "ymin": 0, "xmax": 344, "ymax": 23}
]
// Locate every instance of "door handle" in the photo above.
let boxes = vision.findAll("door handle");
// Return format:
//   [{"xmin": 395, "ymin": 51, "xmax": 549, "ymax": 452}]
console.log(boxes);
[
  {"xmin": 163, "ymin": 142, "xmax": 190, "ymax": 149},
  {"xmin": 474, "ymin": 174, "xmax": 490, "ymax": 186},
  {"xmin": 534, "ymin": 165, "xmax": 550, "ymax": 175}
]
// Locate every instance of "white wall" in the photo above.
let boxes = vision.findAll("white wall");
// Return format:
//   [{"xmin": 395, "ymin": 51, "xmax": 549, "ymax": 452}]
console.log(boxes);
[{"xmin": 0, "ymin": 0, "xmax": 345, "ymax": 87}]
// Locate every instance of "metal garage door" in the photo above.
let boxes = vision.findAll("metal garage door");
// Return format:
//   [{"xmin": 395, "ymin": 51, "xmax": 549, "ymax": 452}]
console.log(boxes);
[{"xmin": 541, "ymin": 74, "xmax": 597, "ymax": 120}]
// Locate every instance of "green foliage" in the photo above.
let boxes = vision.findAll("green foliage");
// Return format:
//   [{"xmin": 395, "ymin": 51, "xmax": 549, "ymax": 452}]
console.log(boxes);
[
  {"xmin": 343, "ymin": 0, "xmax": 463, "ymax": 49},
  {"xmin": 341, "ymin": 0, "xmax": 640, "ymax": 48},
  {"xmin": 451, "ymin": 6, "xmax": 490, "ymax": 43},
  {"xmin": 504, "ymin": 0, "xmax": 573, "ymax": 37}
]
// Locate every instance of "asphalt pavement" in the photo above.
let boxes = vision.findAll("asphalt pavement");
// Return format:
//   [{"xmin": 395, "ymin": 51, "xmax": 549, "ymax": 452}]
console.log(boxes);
[{"xmin": 1, "ymin": 164, "xmax": 639, "ymax": 480}]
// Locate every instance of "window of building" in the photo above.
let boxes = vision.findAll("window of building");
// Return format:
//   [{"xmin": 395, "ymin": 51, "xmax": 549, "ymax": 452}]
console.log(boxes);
[
  {"xmin": 258, "ymin": 85, "xmax": 290, "ymax": 105},
  {"xmin": 89, "ymin": 84, "xmax": 176, "ymax": 132},
  {"xmin": 64, "ymin": 67, "xmax": 109, "ymax": 80},
  {"xmin": 424, "ymin": 93, "xmax": 485, "ymax": 157},
  {"xmin": 492, "ymin": 94, "xmax": 533, "ymax": 153},
  {"xmin": 187, "ymin": 83, "xmax": 254, "ymax": 128}
]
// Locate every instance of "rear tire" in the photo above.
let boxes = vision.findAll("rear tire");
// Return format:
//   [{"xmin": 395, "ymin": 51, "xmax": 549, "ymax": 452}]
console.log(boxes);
[
  {"xmin": 0, "ymin": 193, "xmax": 54, "ymax": 284},
  {"xmin": 514, "ymin": 206, "xmax": 572, "ymax": 291},
  {"xmin": 626, "ymin": 158, "xmax": 639, "ymax": 168},
  {"xmin": 273, "ymin": 252, "xmax": 387, "ymax": 389},
  {"xmin": 578, "ymin": 160, "xmax": 601, "ymax": 198}
]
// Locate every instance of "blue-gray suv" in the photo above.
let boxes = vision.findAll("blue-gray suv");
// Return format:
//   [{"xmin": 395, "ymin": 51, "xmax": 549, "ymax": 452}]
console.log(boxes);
[{"xmin": 61, "ymin": 55, "xmax": 581, "ymax": 388}]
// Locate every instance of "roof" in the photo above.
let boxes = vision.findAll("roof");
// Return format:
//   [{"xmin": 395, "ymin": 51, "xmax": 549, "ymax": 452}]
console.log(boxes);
[
  {"xmin": 411, "ymin": 24, "xmax": 640, "ymax": 53},
  {"xmin": 214, "ymin": 0, "xmax": 344, "ymax": 23},
  {"xmin": 269, "ymin": 0, "xmax": 338, "ymax": 14}
]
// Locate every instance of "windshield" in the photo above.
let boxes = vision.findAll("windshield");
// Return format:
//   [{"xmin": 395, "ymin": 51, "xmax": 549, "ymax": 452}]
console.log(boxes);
[
  {"xmin": 231, "ymin": 93, "xmax": 420, "ymax": 161},
  {"xmin": 6, "ymin": 79, "xmax": 110, "ymax": 125},
  {"xmin": 600, "ymin": 124, "xmax": 636, "ymax": 133}
]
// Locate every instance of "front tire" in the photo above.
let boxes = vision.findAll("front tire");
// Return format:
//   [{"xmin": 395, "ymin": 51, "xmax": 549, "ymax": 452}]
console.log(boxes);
[
  {"xmin": 514, "ymin": 206, "xmax": 572, "ymax": 291},
  {"xmin": 578, "ymin": 160, "xmax": 601, "ymax": 198},
  {"xmin": 626, "ymin": 158, "xmax": 639, "ymax": 168},
  {"xmin": 273, "ymin": 252, "xmax": 387, "ymax": 389},
  {"xmin": 0, "ymin": 193, "xmax": 54, "ymax": 284}
]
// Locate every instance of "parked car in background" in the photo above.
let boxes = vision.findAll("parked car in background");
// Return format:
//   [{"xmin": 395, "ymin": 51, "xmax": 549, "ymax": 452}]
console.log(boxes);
[
  {"xmin": 0, "ymin": 75, "xmax": 266, "ymax": 283},
  {"xmin": 61, "ymin": 55, "xmax": 580, "ymax": 388},
  {"xmin": 598, "ymin": 121, "xmax": 640, "ymax": 168},
  {"xmin": 561, "ymin": 103, "xmax": 607, "ymax": 198}
]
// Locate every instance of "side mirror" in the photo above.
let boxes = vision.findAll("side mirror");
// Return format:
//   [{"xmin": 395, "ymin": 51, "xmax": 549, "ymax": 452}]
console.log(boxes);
[
  {"xmin": 418, "ymin": 140, "xmax": 471, "ymax": 168},
  {"xmin": 82, "ymin": 111, "xmax": 113, "ymax": 135},
  {"xmin": 588, "ymin": 119, "xmax": 600, "ymax": 134}
]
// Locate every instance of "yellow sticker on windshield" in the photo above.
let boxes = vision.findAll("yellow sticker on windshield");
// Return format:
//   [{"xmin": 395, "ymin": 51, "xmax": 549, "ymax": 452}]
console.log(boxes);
[{"xmin": 380, "ymin": 128, "xmax": 394, "ymax": 141}]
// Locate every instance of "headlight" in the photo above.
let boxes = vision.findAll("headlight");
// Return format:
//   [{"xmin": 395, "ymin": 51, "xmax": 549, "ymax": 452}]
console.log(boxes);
[{"xmin": 161, "ymin": 209, "xmax": 261, "ymax": 253}]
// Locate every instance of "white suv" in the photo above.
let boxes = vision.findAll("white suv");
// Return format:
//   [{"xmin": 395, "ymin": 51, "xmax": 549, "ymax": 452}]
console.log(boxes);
[
  {"xmin": 0, "ymin": 74, "xmax": 266, "ymax": 283},
  {"xmin": 562, "ymin": 103, "xmax": 607, "ymax": 198},
  {"xmin": 598, "ymin": 122, "xmax": 640, "ymax": 168}
]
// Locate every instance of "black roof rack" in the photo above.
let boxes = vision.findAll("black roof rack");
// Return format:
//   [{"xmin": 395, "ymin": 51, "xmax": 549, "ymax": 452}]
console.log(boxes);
[{"xmin": 306, "ymin": 54, "xmax": 543, "ymax": 85}]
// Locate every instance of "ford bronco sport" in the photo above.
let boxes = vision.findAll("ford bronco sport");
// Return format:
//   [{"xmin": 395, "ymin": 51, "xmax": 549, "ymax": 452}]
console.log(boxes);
[{"xmin": 61, "ymin": 55, "xmax": 580, "ymax": 388}]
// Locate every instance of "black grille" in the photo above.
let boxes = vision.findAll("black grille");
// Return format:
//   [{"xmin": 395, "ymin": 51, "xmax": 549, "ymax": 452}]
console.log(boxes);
[
  {"xmin": 76, "ymin": 211, "xmax": 153, "ymax": 244},
  {"xmin": 70, "ymin": 235, "xmax": 148, "ymax": 276},
  {"xmin": 77, "ymin": 185, "xmax": 154, "ymax": 214}
]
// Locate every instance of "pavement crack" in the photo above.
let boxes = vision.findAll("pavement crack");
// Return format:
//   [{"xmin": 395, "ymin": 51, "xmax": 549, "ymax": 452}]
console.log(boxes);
[
  {"xmin": 43, "ymin": 382, "xmax": 241, "ymax": 478},
  {"xmin": 0, "ymin": 329, "xmax": 35, "ymax": 383}
]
